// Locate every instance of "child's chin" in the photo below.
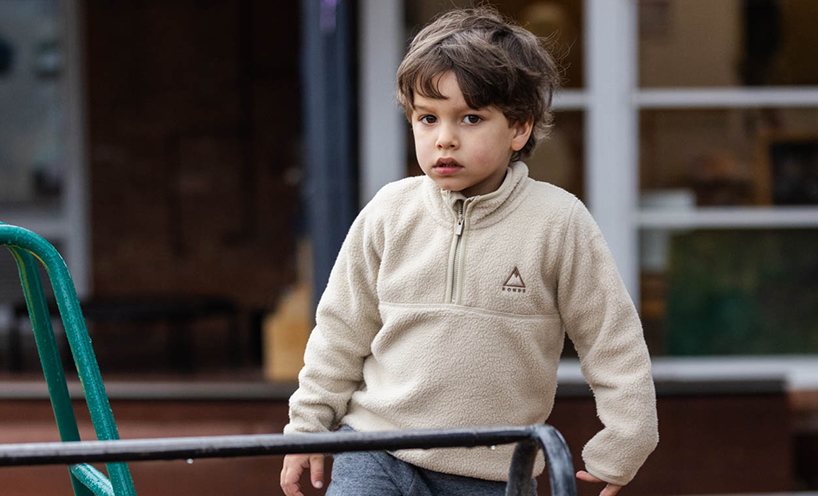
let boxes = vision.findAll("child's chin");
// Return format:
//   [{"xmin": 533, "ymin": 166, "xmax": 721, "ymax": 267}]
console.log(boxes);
[
  {"xmin": 430, "ymin": 179, "xmax": 459, "ymax": 190},
  {"xmin": 438, "ymin": 184, "xmax": 462, "ymax": 192},
  {"xmin": 426, "ymin": 176, "xmax": 465, "ymax": 192}
]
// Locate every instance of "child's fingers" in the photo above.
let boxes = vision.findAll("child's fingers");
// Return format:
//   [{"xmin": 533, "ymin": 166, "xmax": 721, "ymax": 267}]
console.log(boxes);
[
  {"xmin": 309, "ymin": 454, "xmax": 325, "ymax": 488},
  {"xmin": 601, "ymin": 483, "xmax": 623, "ymax": 496},
  {"xmin": 281, "ymin": 455, "xmax": 308, "ymax": 496},
  {"xmin": 576, "ymin": 470, "xmax": 603, "ymax": 483},
  {"xmin": 576, "ymin": 471, "xmax": 623, "ymax": 496},
  {"xmin": 280, "ymin": 466, "xmax": 298, "ymax": 496}
]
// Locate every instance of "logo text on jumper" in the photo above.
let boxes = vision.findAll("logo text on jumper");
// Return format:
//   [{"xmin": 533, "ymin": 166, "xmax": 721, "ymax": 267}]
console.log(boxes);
[{"xmin": 502, "ymin": 267, "xmax": 526, "ymax": 293}]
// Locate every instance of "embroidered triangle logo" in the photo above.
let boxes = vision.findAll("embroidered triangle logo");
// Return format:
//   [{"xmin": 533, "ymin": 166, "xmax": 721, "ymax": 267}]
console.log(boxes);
[{"xmin": 502, "ymin": 266, "xmax": 526, "ymax": 293}]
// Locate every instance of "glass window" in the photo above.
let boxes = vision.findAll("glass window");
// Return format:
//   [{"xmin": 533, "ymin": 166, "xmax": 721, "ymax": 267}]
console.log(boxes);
[
  {"xmin": 640, "ymin": 107, "xmax": 818, "ymax": 207},
  {"xmin": 528, "ymin": 111, "xmax": 584, "ymax": 199},
  {"xmin": 0, "ymin": 0, "xmax": 64, "ymax": 206},
  {"xmin": 639, "ymin": 0, "xmax": 818, "ymax": 87},
  {"xmin": 405, "ymin": 0, "xmax": 584, "ymax": 88},
  {"xmin": 641, "ymin": 228, "xmax": 818, "ymax": 356}
]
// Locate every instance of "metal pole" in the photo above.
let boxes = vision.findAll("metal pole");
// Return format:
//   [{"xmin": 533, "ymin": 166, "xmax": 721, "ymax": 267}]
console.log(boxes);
[
  {"xmin": 505, "ymin": 439, "xmax": 538, "ymax": 496},
  {"xmin": 531, "ymin": 425, "xmax": 577, "ymax": 496},
  {"xmin": 0, "ymin": 427, "xmax": 533, "ymax": 467},
  {"xmin": 505, "ymin": 425, "xmax": 577, "ymax": 496}
]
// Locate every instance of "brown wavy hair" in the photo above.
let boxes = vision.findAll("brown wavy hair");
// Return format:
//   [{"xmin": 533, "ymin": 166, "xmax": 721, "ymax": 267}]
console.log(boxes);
[{"xmin": 397, "ymin": 6, "xmax": 561, "ymax": 161}]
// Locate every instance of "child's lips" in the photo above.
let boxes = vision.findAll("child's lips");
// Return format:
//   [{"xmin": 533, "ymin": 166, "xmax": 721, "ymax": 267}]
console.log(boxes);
[{"xmin": 433, "ymin": 158, "xmax": 463, "ymax": 176}]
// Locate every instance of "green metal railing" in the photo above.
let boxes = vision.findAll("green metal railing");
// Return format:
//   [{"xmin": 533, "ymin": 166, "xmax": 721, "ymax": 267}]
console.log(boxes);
[{"xmin": 0, "ymin": 222, "xmax": 136, "ymax": 496}]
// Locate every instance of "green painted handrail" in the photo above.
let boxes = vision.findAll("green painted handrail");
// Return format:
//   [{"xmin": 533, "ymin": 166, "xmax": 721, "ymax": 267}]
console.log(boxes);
[
  {"xmin": 70, "ymin": 464, "xmax": 116, "ymax": 496},
  {"xmin": 0, "ymin": 222, "xmax": 136, "ymax": 496}
]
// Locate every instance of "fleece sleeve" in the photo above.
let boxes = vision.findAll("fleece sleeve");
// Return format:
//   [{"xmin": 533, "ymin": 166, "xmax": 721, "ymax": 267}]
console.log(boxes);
[
  {"xmin": 283, "ymin": 205, "xmax": 384, "ymax": 435},
  {"xmin": 555, "ymin": 199, "xmax": 659, "ymax": 485}
]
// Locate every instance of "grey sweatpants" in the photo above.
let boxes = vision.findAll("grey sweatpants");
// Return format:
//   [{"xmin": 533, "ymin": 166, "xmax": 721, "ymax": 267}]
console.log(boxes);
[{"xmin": 326, "ymin": 429, "xmax": 537, "ymax": 496}]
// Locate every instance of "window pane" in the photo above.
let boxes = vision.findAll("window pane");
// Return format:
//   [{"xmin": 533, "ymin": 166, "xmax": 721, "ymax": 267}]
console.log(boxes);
[
  {"xmin": 405, "ymin": 0, "xmax": 584, "ymax": 88},
  {"xmin": 0, "ymin": 0, "xmax": 64, "ymax": 205},
  {"xmin": 639, "ymin": 0, "xmax": 818, "ymax": 87},
  {"xmin": 528, "ymin": 111, "xmax": 584, "ymax": 200},
  {"xmin": 641, "ymin": 229, "xmax": 818, "ymax": 356},
  {"xmin": 640, "ymin": 107, "xmax": 818, "ymax": 207}
]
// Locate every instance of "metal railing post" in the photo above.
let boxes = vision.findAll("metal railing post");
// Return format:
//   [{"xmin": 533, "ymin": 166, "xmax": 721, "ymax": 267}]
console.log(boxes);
[
  {"xmin": 531, "ymin": 424, "xmax": 578, "ymax": 496},
  {"xmin": 505, "ymin": 425, "xmax": 577, "ymax": 496},
  {"xmin": 5, "ymin": 243, "xmax": 94, "ymax": 496},
  {"xmin": 505, "ymin": 438, "xmax": 538, "ymax": 496}
]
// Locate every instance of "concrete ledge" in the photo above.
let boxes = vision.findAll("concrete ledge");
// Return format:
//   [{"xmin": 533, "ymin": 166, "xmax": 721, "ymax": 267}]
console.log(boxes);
[
  {"xmin": 0, "ymin": 380, "xmax": 298, "ymax": 401},
  {"xmin": 0, "ymin": 375, "xmax": 787, "ymax": 401},
  {"xmin": 556, "ymin": 378, "xmax": 787, "ymax": 398}
]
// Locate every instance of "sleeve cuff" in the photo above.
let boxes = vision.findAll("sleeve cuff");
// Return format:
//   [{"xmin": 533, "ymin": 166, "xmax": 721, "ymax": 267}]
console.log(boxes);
[{"xmin": 583, "ymin": 463, "xmax": 633, "ymax": 486}]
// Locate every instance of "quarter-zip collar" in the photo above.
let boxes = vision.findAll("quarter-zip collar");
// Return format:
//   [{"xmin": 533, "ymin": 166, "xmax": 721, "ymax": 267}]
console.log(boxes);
[{"xmin": 422, "ymin": 161, "xmax": 532, "ymax": 229}]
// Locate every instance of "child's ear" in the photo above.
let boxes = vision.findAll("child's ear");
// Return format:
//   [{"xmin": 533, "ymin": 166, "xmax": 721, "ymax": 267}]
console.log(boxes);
[{"xmin": 511, "ymin": 119, "xmax": 534, "ymax": 152}]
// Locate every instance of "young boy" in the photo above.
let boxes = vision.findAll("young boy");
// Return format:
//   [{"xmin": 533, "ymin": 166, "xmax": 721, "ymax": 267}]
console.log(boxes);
[{"xmin": 281, "ymin": 7, "xmax": 658, "ymax": 496}]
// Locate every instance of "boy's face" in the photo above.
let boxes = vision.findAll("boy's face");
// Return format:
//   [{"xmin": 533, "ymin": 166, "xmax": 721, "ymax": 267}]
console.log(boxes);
[{"xmin": 410, "ymin": 72, "xmax": 532, "ymax": 198}]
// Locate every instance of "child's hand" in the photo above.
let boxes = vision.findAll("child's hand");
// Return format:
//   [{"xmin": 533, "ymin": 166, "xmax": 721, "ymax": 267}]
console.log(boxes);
[
  {"xmin": 577, "ymin": 470, "xmax": 622, "ymax": 496},
  {"xmin": 281, "ymin": 453, "xmax": 325, "ymax": 496}
]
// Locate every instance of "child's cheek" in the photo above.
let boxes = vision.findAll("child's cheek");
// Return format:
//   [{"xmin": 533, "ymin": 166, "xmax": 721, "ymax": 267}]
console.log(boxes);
[
  {"xmin": 415, "ymin": 140, "xmax": 434, "ymax": 170},
  {"xmin": 467, "ymin": 142, "xmax": 492, "ymax": 166}
]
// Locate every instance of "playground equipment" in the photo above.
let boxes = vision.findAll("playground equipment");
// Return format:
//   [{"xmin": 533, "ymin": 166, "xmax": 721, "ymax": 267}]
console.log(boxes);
[
  {"xmin": 0, "ymin": 222, "xmax": 577, "ymax": 496},
  {"xmin": 0, "ymin": 222, "xmax": 136, "ymax": 496}
]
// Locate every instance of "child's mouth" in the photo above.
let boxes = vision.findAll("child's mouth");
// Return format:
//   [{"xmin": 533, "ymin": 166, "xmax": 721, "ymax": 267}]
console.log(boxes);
[{"xmin": 433, "ymin": 158, "xmax": 463, "ymax": 176}]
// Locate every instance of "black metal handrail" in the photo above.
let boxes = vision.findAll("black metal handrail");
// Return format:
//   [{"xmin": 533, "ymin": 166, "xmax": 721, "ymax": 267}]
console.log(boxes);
[{"xmin": 0, "ymin": 424, "xmax": 577, "ymax": 496}]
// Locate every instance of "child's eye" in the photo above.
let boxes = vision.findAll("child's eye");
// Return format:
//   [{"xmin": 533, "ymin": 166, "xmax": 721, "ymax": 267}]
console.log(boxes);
[
  {"xmin": 463, "ymin": 115, "xmax": 482, "ymax": 124},
  {"xmin": 420, "ymin": 115, "xmax": 437, "ymax": 124}
]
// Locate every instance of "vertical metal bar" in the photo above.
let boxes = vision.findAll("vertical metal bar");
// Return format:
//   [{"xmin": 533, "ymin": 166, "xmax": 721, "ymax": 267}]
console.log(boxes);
[
  {"xmin": 301, "ymin": 0, "xmax": 358, "ymax": 310},
  {"xmin": 531, "ymin": 425, "xmax": 577, "ymax": 496},
  {"xmin": 41, "ymin": 241, "xmax": 137, "ymax": 496},
  {"xmin": 5, "ymin": 242, "xmax": 94, "ymax": 496},
  {"xmin": 505, "ymin": 439, "xmax": 538, "ymax": 496}
]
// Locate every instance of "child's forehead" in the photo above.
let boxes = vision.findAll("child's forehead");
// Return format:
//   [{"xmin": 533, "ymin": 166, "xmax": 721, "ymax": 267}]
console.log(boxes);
[
  {"xmin": 412, "ymin": 71, "xmax": 458, "ymax": 95},
  {"xmin": 411, "ymin": 97, "xmax": 482, "ymax": 114},
  {"xmin": 411, "ymin": 72, "xmax": 480, "ymax": 110}
]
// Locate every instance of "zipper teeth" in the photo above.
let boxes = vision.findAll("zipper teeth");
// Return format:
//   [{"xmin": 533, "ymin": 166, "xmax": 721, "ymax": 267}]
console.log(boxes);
[
  {"xmin": 451, "ymin": 201, "xmax": 465, "ymax": 304},
  {"xmin": 451, "ymin": 247, "xmax": 460, "ymax": 304}
]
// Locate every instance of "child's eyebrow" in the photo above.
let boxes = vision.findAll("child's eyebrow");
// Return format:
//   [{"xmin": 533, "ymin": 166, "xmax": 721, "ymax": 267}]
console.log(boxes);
[{"xmin": 413, "ymin": 103, "xmax": 484, "ymax": 113}]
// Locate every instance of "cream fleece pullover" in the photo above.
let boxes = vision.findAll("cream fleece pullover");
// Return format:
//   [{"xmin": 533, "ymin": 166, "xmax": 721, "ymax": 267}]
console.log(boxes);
[{"xmin": 284, "ymin": 162, "xmax": 658, "ymax": 485}]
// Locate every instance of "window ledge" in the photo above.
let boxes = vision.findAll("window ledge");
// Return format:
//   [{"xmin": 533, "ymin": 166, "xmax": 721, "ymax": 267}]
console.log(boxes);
[{"xmin": 559, "ymin": 356, "xmax": 818, "ymax": 392}]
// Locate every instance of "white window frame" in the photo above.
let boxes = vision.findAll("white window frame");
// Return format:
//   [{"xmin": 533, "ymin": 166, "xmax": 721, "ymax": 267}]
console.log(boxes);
[
  {"xmin": 586, "ymin": 0, "xmax": 818, "ymax": 390},
  {"xmin": 358, "ymin": 0, "xmax": 405, "ymax": 205},
  {"xmin": 62, "ymin": 0, "xmax": 90, "ymax": 297}
]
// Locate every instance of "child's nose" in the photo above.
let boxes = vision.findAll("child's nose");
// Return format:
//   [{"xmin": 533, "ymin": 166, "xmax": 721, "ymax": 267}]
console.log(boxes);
[{"xmin": 436, "ymin": 125, "xmax": 458, "ymax": 149}]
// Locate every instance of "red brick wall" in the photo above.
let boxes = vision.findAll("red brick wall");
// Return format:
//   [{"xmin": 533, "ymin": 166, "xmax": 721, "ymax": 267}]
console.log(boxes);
[
  {"xmin": 84, "ymin": 0, "xmax": 302, "ymax": 309},
  {"xmin": 0, "ymin": 391, "xmax": 793, "ymax": 496}
]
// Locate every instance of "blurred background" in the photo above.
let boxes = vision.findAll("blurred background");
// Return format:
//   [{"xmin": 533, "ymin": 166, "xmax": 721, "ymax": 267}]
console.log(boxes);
[{"xmin": 1, "ymin": 0, "xmax": 817, "ymax": 494}]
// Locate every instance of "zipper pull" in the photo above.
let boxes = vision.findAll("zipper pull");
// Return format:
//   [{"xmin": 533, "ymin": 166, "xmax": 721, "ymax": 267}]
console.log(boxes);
[{"xmin": 454, "ymin": 200, "xmax": 465, "ymax": 236}]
